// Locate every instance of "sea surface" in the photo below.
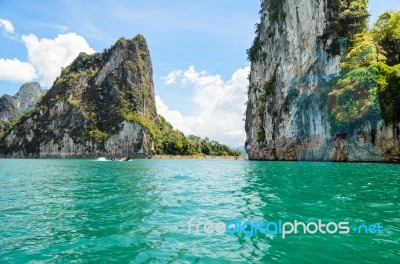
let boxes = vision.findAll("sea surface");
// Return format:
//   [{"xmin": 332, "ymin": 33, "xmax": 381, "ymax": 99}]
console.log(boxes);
[{"xmin": 0, "ymin": 159, "xmax": 399, "ymax": 263}]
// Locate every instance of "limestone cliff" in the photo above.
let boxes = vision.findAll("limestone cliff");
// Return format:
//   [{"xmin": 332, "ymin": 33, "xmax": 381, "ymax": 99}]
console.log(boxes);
[
  {"xmin": 245, "ymin": 0, "xmax": 400, "ymax": 162},
  {"xmin": 0, "ymin": 35, "xmax": 156, "ymax": 158}
]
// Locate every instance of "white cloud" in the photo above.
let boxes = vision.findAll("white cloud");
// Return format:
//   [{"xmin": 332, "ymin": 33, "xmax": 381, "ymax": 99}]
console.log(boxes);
[
  {"xmin": 0, "ymin": 18, "xmax": 14, "ymax": 33},
  {"xmin": 0, "ymin": 19, "xmax": 95, "ymax": 88},
  {"xmin": 161, "ymin": 69, "xmax": 182, "ymax": 85},
  {"xmin": 155, "ymin": 95, "xmax": 194, "ymax": 135},
  {"xmin": 0, "ymin": 58, "xmax": 37, "ymax": 83},
  {"xmin": 22, "ymin": 32, "xmax": 95, "ymax": 87},
  {"xmin": 158, "ymin": 66, "xmax": 250, "ymax": 147}
]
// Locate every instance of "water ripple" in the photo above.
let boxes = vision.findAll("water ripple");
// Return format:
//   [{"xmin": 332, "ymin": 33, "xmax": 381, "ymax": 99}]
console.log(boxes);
[{"xmin": 0, "ymin": 159, "xmax": 399, "ymax": 263}]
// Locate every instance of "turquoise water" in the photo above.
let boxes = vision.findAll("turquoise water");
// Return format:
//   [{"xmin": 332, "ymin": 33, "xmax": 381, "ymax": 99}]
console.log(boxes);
[{"xmin": 0, "ymin": 159, "xmax": 399, "ymax": 263}]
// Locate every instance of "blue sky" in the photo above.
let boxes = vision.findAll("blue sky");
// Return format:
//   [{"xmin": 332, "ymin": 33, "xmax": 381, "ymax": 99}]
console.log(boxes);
[
  {"xmin": 0, "ymin": 0, "xmax": 399, "ymax": 147},
  {"xmin": 0, "ymin": 0, "xmax": 258, "ymax": 93}
]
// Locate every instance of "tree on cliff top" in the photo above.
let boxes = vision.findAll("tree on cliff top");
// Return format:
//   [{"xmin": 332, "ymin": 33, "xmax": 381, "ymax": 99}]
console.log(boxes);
[
  {"xmin": 342, "ymin": 31, "xmax": 386, "ymax": 70},
  {"xmin": 373, "ymin": 11, "xmax": 400, "ymax": 66}
]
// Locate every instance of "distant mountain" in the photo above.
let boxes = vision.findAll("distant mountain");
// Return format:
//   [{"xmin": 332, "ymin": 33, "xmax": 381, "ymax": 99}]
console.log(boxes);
[
  {"xmin": 0, "ymin": 82, "xmax": 44, "ymax": 138},
  {"xmin": 0, "ymin": 82, "xmax": 44, "ymax": 122},
  {"xmin": 235, "ymin": 146, "xmax": 247, "ymax": 156},
  {"xmin": 15, "ymin": 82, "xmax": 46, "ymax": 113}
]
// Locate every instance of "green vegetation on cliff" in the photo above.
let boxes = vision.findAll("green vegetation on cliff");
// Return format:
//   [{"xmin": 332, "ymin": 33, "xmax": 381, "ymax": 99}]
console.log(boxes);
[
  {"xmin": 329, "ymin": 8, "xmax": 400, "ymax": 131},
  {"xmin": 374, "ymin": 11, "xmax": 400, "ymax": 66},
  {"xmin": 323, "ymin": 0, "xmax": 369, "ymax": 55}
]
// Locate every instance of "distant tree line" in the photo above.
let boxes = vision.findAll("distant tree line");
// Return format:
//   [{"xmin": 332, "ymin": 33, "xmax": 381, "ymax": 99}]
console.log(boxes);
[{"xmin": 154, "ymin": 115, "xmax": 241, "ymax": 156}]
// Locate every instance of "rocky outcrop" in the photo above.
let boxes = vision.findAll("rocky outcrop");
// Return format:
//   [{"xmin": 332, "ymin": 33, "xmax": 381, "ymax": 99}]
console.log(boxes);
[
  {"xmin": 0, "ymin": 82, "xmax": 44, "ymax": 122},
  {"xmin": 0, "ymin": 35, "xmax": 156, "ymax": 158},
  {"xmin": 245, "ymin": 0, "xmax": 400, "ymax": 162},
  {"xmin": 104, "ymin": 121, "xmax": 153, "ymax": 157}
]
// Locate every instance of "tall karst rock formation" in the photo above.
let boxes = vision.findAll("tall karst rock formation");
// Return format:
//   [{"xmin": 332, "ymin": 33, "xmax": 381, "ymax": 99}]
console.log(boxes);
[
  {"xmin": 245, "ymin": 0, "xmax": 400, "ymax": 161},
  {"xmin": 0, "ymin": 35, "xmax": 156, "ymax": 158}
]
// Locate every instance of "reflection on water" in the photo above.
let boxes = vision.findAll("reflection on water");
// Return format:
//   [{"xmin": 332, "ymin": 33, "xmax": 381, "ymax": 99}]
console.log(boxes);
[{"xmin": 0, "ymin": 159, "xmax": 399, "ymax": 263}]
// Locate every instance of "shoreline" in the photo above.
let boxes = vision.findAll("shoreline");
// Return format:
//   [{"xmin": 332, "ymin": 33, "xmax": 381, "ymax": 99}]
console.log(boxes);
[{"xmin": 151, "ymin": 155, "xmax": 246, "ymax": 160}]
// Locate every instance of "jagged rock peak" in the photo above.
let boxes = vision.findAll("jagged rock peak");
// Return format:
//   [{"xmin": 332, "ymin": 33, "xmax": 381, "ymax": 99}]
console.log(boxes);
[
  {"xmin": 0, "ymin": 35, "xmax": 156, "ymax": 158},
  {"xmin": 15, "ymin": 82, "xmax": 44, "ymax": 111}
]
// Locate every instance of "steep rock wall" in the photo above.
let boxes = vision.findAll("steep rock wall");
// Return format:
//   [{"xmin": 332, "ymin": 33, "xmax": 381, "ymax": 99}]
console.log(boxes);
[{"xmin": 245, "ymin": 0, "xmax": 400, "ymax": 162}]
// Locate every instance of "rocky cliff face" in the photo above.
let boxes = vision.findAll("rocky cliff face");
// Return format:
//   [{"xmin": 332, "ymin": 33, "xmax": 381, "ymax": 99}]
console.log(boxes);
[
  {"xmin": 0, "ymin": 82, "xmax": 44, "ymax": 122},
  {"xmin": 245, "ymin": 0, "xmax": 400, "ymax": 162},
  {"xmin": 0, "ymin": 35, "xmax": 156, "ymax": 158}
]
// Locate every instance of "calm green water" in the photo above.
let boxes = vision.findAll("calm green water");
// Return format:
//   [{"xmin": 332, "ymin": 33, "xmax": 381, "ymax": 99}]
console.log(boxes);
[{"xmin": 0, "ymin": 159, "xmax": 399, "ymax": 263}]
